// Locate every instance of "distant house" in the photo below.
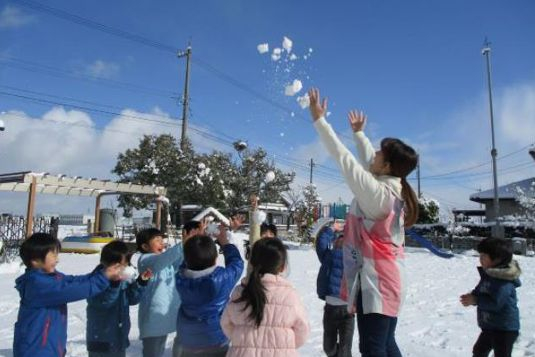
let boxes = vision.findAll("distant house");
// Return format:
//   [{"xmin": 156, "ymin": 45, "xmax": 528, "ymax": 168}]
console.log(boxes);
[{"xmin": 470, "ymin": 177, "xmax": 535, "ymax": 221}]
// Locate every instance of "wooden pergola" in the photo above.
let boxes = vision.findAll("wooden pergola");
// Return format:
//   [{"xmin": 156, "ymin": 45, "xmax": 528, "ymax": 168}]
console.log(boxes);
[{"xmin": 0, "ymin": 171, "xmax": 167, "ymax": 237}]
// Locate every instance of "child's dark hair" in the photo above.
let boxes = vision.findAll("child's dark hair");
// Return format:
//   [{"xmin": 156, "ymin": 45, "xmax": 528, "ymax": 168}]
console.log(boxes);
[
  {"xmin": 235, "ymin": 238, "xmax": 287, "ymax": 327},
  {"xmin": 183, "ymin": 235, "xmax": 217, "ymax": 271},
  {"xmin": 260, "ymin": 223, "xmax": 277, "ymax": 237},
  {"xmin": 101, "ymin": 240, "xmax": 131, "ymax": 266},
  {"xmin": 19, "ymin": 233, "xmax": 61, "ymax": 268},
  {"xmin": 477, "ymin": 238, "xmax": 513, "ymax": 267},
  {"xmin": 182, "ymin": 220, "xmax": 201, "ymax": 235},
  {"xmin": 381, "ymin": 138, "xmax": 419, "ymax": 227},
  {"xmin": 136, "ymin": 228, "xmax": 162, "ymax": 253}
]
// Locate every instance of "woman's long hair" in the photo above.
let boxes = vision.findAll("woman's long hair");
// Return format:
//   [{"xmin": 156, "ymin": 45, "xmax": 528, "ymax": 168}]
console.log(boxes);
[
  {"xmin": 235, "ymin": 238, "xmax": 287, "ymax": 327},
  {"xmin": 381, "ymin": 138, "xmax": 419, "ymax": 227}
]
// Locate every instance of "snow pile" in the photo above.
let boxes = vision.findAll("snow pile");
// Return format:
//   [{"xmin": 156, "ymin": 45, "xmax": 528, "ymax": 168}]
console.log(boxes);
[{"xmin": 284, "ymin": 79, "xmax": 303, "ymax": 96}]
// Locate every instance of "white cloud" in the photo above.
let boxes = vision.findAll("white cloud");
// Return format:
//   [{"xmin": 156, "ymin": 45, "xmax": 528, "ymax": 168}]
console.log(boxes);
[
  {"xmin": 0, "ymin": 6, "xmax": 35, "ymax": 28},
  {"xmin": 0, "ymin": 107, "xmax": 228, "ymax": 214},
  {"xmin": 84, "ymin": 60, "xmax": 120, "ymax": 79}
]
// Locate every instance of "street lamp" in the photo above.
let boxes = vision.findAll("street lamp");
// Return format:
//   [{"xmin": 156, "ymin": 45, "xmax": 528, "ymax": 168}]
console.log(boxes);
[{"xmin": 482, "ymin": 39, "xmax": 504, "ymax": 238}]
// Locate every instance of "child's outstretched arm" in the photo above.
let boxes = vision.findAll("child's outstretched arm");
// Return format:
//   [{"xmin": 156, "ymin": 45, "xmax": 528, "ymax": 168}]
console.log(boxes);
[
  {"xmin": 348, "ymin": 110, "xmax": 375, "ymax": 170},
  {"xmin": 308, "ymin": 88, "xmax": 392, "ymax": 220},
  {"xmin": 126, "ymin": 269, "xmax": 152, "ymax": 305},
  {"xmin": 138, "ymin": 242, "xmax": 183, "ymax": 273},
  {"xmin": 24, "ymin": 266, "xmax": 117, "ymax": 307},
  {"xmin": 217, "ymin": 228, "xmax": 244, "ymax": 291}
]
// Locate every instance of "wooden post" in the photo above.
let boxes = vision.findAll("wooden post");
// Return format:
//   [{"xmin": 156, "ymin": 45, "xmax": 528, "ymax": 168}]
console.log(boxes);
[
  {"xmin": 155, "ymin": 199, "xmax": 162, "ymax": 230},
  {"xmin": 94, "ymin": 194, "xmax": 101, "ymax": 233},
  {"xmin": 25, "ymin": 176, "xmax": 37, "ymax": 238}
]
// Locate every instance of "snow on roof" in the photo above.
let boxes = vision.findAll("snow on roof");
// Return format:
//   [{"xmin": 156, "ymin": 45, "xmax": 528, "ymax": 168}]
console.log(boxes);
[
  {"xmin": 192, "ymin": 207, "xmax": 230, "ymax": 226},
  {"xmin": 470, "ymin": 177, "xmax": 535, "ymax": 202}
]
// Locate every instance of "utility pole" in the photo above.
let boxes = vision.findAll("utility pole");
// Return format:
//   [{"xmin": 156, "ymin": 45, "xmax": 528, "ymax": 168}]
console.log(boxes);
[
  {"xmin": 177, "ymin": 43, "xmax": 192, "ymax": 151},
  {"xmin": 309, "ymin": 158, "xmax": 315, "ymax": 184},
  {"xmin": 482, "ymin": 38, "xmax": 503, "ymax": 238}
]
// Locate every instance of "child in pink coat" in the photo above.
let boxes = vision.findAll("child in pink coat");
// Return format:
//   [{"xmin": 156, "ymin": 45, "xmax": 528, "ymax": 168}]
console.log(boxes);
[{"xmin": 221, "ymin": 238, "xmax": 309, "ymax": 357}]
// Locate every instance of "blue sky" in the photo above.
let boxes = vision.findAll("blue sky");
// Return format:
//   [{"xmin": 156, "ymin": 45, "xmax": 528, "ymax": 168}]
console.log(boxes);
[{"xmin": 1, "ymin": 0, "xmax": 535, "ymax": 215}]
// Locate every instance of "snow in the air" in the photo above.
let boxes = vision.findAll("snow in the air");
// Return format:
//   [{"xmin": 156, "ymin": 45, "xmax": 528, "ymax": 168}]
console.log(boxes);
[
  {"xmin": 297, "ymin": 93, "xmax": 310, "ymax": 109},
  {"xmin": 257, "ymin": 43, "xmax": 269, "ymax": 54},
  {"xmin": 285, "ymin": 79, "xmax": 303, "ymax": 96},
  {"xmin": 282, "ymin": 36, "xmax": 293, "ymax": 53}
]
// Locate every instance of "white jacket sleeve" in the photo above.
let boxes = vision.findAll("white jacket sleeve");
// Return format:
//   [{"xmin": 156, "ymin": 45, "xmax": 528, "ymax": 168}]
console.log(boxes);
[
  {"xmin": 354, "ymin": 131, "xmax": 376, "ymax": 170},
  {"xmin": 313, "ymin": 117, "xmax": 392, "ymax": 220}
]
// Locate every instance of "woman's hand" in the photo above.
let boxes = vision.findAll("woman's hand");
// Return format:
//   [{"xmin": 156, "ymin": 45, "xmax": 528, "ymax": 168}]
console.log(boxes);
[
  {"xmin": 348, "ymin": 110, "xmax": 367, "ymax": 132},
  {"xmin": 308, "ymin": 88, "xmax": 328, "ymax": 122}
]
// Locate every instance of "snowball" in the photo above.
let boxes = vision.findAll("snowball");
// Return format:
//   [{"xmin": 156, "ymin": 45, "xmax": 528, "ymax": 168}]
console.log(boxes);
[
  {"xmin": 271, "ymin": 48, "xmax": 282, "ymax": 61},
  {"xmin": 273, "ymin": 48, "xmax": 282, "ymax": 55},
  {"xmin": 284, "ymin": 79, "xmax": 303, "ymax": 96},
  {"xmin": 265, "ymin": 171, "xmax": 276, "ymax": 183},
  {"xmin": 289, "ymin": 53, "xmax": 297, "ymax": 61},
  {"xmin": 297, "ymin": 93, "xmax": 310, "ymax": 109},
  {"xmin": 282, "ymin": 36, "xmax": 293, "ymax": 53},
  {"xmin": 257, "ymin": 43, "xmax": 269, "ymax": 54},
  {"xmin": 120, "ymin": 266, "xmax": 137, "ymax": 283},
  {"xmin": 198, "ymin": 163, "xmax": 206, "ymax": 170},
  {"xmin": 253, "ymin": 210, "xmax": 267, "ymax": 224}
]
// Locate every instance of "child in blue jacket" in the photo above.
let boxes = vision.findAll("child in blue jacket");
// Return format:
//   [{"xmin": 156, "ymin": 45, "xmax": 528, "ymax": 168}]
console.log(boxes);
[
  {"xmin": 316, "ymin": 221, "xmax": 355, "ymax": 357},
  {"xmin": 460, "ymin": 237, "xmax": 522, "ymax": 357},
  {"xmin": 136, "ymin": 227, "xmax": 184, "ymax": 357},
  {"xmin": 13, "ymin": 233, "xmax": 120, "ymax": 357},
  {"xmin": 86, "ymin": 240, "xmax": 153, "ymax": 357},
  {"xmin": 175, "ymin": 227, "xmax": 244, "ymax": 356}
]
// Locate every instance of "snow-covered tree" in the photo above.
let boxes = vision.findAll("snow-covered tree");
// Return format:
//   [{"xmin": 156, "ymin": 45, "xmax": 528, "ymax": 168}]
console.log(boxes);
[
  {"xmin": 513, "ymin": 182, "xmax": 535, "ymax": 228},
  {"xmin": 294, "ymin": 183, "xmax": 321, "ymax": 237},
  {"xmin": 417, "ymin": 196, "xmax": 440, "ymax": 224}
]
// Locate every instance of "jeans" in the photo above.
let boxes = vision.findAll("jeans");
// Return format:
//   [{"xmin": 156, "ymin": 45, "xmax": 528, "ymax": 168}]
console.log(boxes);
[
  {"xmin": 323, "ymin": 304, "xmax": 355, "ymax": 357},
  {"xmin": 356, "ymin": 291, "xmax": 402, "ymax": 357},
  {"xmin": 174, "ymin": 345, "xmax": 228, "ymax": 357},
  {"xmin": 142, "ymin": 335, "xmax": 180, "ymax": 357},
  {"xmin": 473, "ymin": 330, "xmax": 519, "ymax": 357},
  {"xmin": 88, "ymin": 352, "xmax": 125, "ymax": 357}
]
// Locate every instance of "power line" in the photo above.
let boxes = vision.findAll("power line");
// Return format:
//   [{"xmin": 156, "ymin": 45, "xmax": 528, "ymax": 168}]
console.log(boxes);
[{"xmin": 0, "ymin": 56, "xmax": 179, "ymax": 99}]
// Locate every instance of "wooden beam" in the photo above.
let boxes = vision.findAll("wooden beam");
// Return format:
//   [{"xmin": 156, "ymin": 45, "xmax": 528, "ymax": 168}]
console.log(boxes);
[
  {"xmin": 155, "ymin": 200, "xmax": 162, "ymax": 230},
  {"xmin": 94, "ymin": 194, "xmax": 102, "ymax": 233},
  {"xmin": 25, "ymin": 176, "xmax": 37, "ymax": 238}
]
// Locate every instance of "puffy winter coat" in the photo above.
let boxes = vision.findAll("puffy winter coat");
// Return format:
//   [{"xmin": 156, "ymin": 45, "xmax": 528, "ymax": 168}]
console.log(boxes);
[
  {"xmin": 472, "ymin": 260, "xmax": 521, "ymax": 331},
  {"xmin": 314, "ymin": 117, "xmax": 406, "ymax": 317},
  {"xmin": 137, "ymin": 242, "xmax": 183, "ymax": 338},
  {"xmin": 13, "ymin": 268, "xmax": 109, "ymax": 357},
  {"xmin": 316, "ymin": 227, "xmax": 344, "ymax": 300},
  {"xmin": 86, "ymin": 268, "xmax": 146, "ymax": 353},
  {"xmin": 175, "ymin": 244, "xmax": 243, "ymax": 350},
  {"xmin": 221, "ymin": 274, "xmax": 310, "ymax": 357}
]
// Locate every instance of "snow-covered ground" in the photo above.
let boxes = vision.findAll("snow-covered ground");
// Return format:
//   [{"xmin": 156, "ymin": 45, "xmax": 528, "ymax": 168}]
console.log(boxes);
[{"xmin": 0, "ymin": 247, "xmax": 533, "ymax": 356}]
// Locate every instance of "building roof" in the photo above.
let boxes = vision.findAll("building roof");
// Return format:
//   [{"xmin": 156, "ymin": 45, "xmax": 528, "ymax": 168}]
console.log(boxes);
[
  {"xmin": 0, "ymin": 171, "xmax": 166, "ymax": 197},
  {"xmin": 470, "ymin": 177, "xmax": 535, "ymax": 203}
]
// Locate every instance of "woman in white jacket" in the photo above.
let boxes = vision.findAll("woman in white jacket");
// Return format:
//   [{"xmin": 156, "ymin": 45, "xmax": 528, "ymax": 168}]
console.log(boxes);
[{"xmin": 308, "ymin": 88, "xmax": 419, "ymax": 357}]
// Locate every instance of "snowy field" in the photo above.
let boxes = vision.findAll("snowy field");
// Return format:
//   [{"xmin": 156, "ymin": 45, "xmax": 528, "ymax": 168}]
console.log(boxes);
[{"xmin": 0, "ymin": 247, "xmax": 533, "ymax": 356}]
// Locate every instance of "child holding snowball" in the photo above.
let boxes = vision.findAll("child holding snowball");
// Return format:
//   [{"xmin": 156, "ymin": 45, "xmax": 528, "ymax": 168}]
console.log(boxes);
[{"xmin": 86, "ymin": 240, "xmax": 152, "ymax": 357}]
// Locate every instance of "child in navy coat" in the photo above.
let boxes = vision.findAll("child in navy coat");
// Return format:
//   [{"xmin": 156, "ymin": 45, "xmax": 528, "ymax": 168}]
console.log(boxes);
[
  {"xmin": 13, "ymin": 233, "xmax": 120, "ymax": 357},
  {"xmin": 86, "ymin": 241, "xmax": 153, "ymax": 357},
  {"xmin": 316, "ymin": 221, "xmax": 355, "ymax": 357},
  {"xmin": 460, "ymin": 237, "xmax": 522, "ymax": 357}
]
